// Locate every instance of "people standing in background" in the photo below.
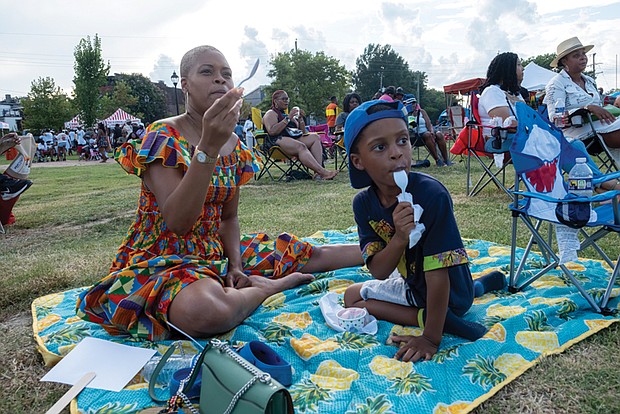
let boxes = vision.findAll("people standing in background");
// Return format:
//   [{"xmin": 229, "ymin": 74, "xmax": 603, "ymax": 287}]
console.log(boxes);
[
  {"xmin": 234, "ymin": 120, "xmax": 245, "ymax": 144},
  {"xmin": 76, "ymin": 127, "xmax": 86, "ymax": 154},
  {"xmin": 379, "ymin": 86, "xmax": 396, "ymax": 102},
  {"xmin": 96, "ymin": 122, "xmax": 111, "ymax": 163},
  {"xmin": 56, "ymin": 130, "xmax": 69, "ymax": 161},
  {"xmin": 113, "ymin": 123, "xmax": 123, "ymax": 146},
  {"xmin": 243, "ymin": 117, "xmax": 255, "ymax": 149},
  {"xmin": 326, "ymin": 96, "xmax": 338, "ymax": 134},
  {"xmin": 122, "ymin": 120, "xmax": 133, "ymax": 139},
  {"xmin": 136, "ymin": 123, "xmax": 146, "ymax": 139}
]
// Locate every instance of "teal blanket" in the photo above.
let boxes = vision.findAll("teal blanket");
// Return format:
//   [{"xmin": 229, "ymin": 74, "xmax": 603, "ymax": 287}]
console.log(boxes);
[{"xmin": 32, "ymin": 230, "xmax": 619, "ymax": 414}]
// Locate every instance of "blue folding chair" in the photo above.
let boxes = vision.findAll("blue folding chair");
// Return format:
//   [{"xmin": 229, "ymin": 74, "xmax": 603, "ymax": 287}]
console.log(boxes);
[{"xmin": 507, "ymin": 102, "xmax": 620, "ymax": 314}]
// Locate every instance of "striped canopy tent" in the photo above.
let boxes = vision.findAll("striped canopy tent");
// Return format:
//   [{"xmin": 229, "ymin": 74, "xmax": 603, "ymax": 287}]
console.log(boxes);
[
  {"xmin": 64, "ymin": 114, "xmax": 82, "ymax": 129},
  {"xmin": 102, "ymin": 108, "xmax": 140, "ymax": 128}
]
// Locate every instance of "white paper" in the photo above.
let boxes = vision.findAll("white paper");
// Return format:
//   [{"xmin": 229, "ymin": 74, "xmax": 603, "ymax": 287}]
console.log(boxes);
[
  {"xmin": 554, "ymin": 224, "xmax": 580, "ymax": 265},
  {"xmin": 396, "ymin": 192, "xmax": 425, "ymax": 248},
  {"xmin": 41, "ymin": 337, "xmax": 157, "ymax": 392}
]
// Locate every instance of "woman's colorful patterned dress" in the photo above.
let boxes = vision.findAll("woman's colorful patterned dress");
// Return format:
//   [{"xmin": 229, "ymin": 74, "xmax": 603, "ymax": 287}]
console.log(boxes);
[{"xmin": 76, "ymin": 122, "xmax": 313, "ymax": 340}]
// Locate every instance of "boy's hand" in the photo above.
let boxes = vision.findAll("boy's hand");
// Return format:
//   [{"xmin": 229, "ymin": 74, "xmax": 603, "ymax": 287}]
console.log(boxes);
[
  {"xmin": 391, "ymin": 334, "xmax": 438, "ymax": 362},
  {"xmin": 392, "ymin": 202, "xmax": 416, "ymax": 244}
]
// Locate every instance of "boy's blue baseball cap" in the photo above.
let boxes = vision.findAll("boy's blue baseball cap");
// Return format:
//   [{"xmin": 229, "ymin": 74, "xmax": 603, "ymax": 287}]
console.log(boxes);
[{"xmin": 344, "ymin": 99, "xmax": 409, "ymax": 189}]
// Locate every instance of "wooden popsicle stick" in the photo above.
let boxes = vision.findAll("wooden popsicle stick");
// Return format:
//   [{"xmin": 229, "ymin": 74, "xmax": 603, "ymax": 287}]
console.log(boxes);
[{"xmin": 45, "ymin": 372, "xmax": 96, "ymax": 414}]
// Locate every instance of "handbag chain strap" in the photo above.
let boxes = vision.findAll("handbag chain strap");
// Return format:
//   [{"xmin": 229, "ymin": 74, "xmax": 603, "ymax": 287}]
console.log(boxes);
[{"xmin": 176, "ymin": 339, "xmax": 272, "ymax": 414}]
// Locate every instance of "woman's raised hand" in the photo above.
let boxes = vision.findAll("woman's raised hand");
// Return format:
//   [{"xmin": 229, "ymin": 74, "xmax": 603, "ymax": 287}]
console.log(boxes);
[{"xmin": 199, "ymin": 87, "xmax": 244, "ymax": 153}]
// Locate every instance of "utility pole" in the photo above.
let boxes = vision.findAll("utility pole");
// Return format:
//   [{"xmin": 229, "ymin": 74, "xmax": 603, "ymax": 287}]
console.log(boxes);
[
  {"xmin": 380, "ymin": 66, "xmax": 385, "ymax": 92},
  {"xmin": 416, "ymin": 72, "xmax": 421, "ymax": 101},
  {"xmin": 295, "ymin": 38, "xmax": 298, "ymax": 52},
  {"xmin": 592, "ymin": 53, "xmax": 597, "ymax": 80}
]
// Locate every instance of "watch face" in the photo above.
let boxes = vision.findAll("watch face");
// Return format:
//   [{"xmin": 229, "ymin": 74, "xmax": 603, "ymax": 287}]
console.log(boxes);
[{"xmin": 196, "ymin": 152, "xmax": 207, "ymax": 163}]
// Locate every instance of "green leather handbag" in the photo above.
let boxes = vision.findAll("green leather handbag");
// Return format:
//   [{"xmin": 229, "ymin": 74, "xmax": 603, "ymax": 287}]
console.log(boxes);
[{"xmin": 153, "ymin": 339, "xmax": 294, "ymax": 414}]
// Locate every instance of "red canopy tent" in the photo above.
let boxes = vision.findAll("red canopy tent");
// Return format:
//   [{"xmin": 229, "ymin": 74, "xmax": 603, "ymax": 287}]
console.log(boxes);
[{"xmin": 443, "ymin": 77, "xmax": 485, "ymax": 95}]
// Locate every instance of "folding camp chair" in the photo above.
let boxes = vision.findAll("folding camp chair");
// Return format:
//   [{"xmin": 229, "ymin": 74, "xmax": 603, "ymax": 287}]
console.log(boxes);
[
  {"xmin": 447, "ymin": 104, "xmax": 466, "ymax": 139},
  {"xmin": 507, "ymin": 101, "xmax": 620, "ymax": 313},
  {"xmin": 406, "ymin": 111, "xmax": 433, "ymax": 167},
  {"xmin": 571, "ymin": 108, "xmax": 619, "ymax": 174},
  {"xmin": 253, "ymin": 131, "xmax": 310, "ymax": 181},
  {"xmin": 332, "ymin": 130, "xmax": 348, "ymax": 171},
  {"xmin": 443, "ymin": 78, "xmax": 512, "ymax": 197},
  {"xmin": 464, "ymin": 93, "xmax": 513, "ymax": 198},
  {"xmin": 308, "ymin": 123, "xmax": 335, "ymax": 163}
]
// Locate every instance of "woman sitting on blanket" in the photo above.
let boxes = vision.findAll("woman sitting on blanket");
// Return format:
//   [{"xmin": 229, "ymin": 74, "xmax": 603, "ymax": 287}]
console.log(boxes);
[
  {"xmin": 263, "ymin": 90, "xmax": 338, "ymax": 180},
  {"xmin": 76, "ymin": 45, "xmax": 362, "ymax": 341},
  {"xmin": 479, "ymin": 52, "xmax": 620, "ymax": 192}
]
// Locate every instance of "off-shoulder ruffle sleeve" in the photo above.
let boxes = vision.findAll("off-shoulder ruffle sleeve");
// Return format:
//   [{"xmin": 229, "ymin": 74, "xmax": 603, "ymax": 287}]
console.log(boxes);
[
  {"xmin": 236, "ymin": 139, "xmax": 261, "ymax": 186},
  {"xmin": 116, "ymin": 122, "xmax": 191, "ymax": 177}
]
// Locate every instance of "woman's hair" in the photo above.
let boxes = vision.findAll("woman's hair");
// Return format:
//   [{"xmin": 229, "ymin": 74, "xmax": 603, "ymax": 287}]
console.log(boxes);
[
  {"xmin": 384, "ymin": 86, "xmax": 396, "ymax": 96},
  {"xmin": 481, "ymin": 52, "xmax": 521, "ymax": 95},
  {"xmin": 343, "ymin": 93, "xmax": 362, "ymax": 113},
  {"xmin": 271, "ymin": 90, "xmax": 287, "ymax": 113},
  {"xmin": 180, "ymin": 45, "xmax": 222, "ymax": 77}
]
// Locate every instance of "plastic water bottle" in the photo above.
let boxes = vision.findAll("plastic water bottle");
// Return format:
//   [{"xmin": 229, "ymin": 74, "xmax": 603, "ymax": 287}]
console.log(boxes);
[
  {"xmin": 141, "ymin": 352, "xmax": 197, "ymax": 388},
  {"xmin": 554, "ymin": 100, "xmax": 566, "ymax": 128},
  {"xmin": 568, "ymin": 157, "xmax": 593, "ymax": 198}
]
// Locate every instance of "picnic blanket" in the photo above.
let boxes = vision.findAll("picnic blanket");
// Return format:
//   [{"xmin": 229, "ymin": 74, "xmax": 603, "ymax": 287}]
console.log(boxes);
[{"xmin": 32, "ymin": 229, "xmax": 620, "ymax": 414}]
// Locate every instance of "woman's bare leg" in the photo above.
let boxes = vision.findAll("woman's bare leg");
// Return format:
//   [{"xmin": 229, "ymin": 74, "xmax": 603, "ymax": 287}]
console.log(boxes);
[
  {"xmin": 168, "ymin": 273, "xmax": 313, "ymax": 337},
  {"xmin": 277, "ymin": 137, "xmax": 336, "ymax": 179},
  {"xmin": 301, "ymin": 244, "xmax": 363, "ymax": 273},
  {"xmin": 602, "ymin": 130, "xmax": 620, "ymax": 148},
  {"xmin": 435, "ymin": 132, "xmax": 449, "ymax": 162},
  {"xmin": 299, "ymin": 133, "xmax": 324, "ymax": 166}
]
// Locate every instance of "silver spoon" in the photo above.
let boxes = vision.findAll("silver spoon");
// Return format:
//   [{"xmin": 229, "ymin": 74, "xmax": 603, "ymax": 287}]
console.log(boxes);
[{"xmin": 237, "ymin": 58, "xmax": 260, "ymax": 88}]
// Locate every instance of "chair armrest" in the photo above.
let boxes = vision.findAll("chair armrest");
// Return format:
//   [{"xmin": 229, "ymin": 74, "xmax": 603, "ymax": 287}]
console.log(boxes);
[{"xmin": 512, "ymin": 189, "xmax": 620, "ymax": 203}]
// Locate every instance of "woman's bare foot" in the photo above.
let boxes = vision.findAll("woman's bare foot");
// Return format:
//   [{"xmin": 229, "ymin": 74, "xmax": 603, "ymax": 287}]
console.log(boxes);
[
  {"xmin": 320, "ymin": 170, "xmax": 338, "ymax": 180},
  {"xmin": 249, "ymin": 273, "xmax": 314, "ymax": 294}
]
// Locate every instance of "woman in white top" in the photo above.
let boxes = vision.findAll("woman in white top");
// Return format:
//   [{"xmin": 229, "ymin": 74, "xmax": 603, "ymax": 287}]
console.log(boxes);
[
  {"xmin": 544, "ymin": 37, "xmax": 620, "ymax": 164},
  {"xmin": 410, "ymin": 99, "xmax": 452, "ymax": 166},
  {"xmin": 479, "ymin": 52, "xmax": 620, "ymax": 191},
  {"xmin": 478, "ymin": 53, "xmax": 524, "ymax": 137}
]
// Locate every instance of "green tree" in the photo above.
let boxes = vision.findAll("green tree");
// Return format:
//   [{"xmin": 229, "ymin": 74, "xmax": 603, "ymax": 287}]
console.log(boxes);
[
  {"xmin": 114, "ymin": 73, "xmax": 167, "ymax": 123},
  {"xmin": 73, "ymin": 34, "xmax": 110, "ymax": 127},
  {"xmin": 263, "ymin": 49, "xmax": 351, "ymax": 119},
  {"xmin": 21, "ymin": 77, "xmax": 73, "ymax": 131},
  {"xmin": 522, "ymin": 53, "xmax": 556, "ymax": 70},
  {"xmin": 353, "ymin": 44, "xmax": 427, "ymax": 102},
  {"xmin": 98, "ymin": 80, "xmax": 138, "ymax": 120},
  {"xmin": 420, "ymin": 88, "xmax": 447, "ymax": 124}
]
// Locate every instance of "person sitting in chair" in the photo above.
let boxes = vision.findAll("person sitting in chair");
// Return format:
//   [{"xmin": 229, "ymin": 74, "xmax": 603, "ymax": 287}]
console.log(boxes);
[
  {"xmin": 263, "ymin": 90, "xmax": 338, "ymax": 180},
  {"xmin": 335, "ymin": 93, "xmax": 362, "ymax": 133},
  {"xmin": 410, "ymin": 99, "xmax": 453, "ymax": 166},
  {"xmin": 481, "ymin": 52, "xmax": 620, "ymax": 193},
  {"xmin": 544, "ymin": 37, "xmax": 620, "ymax": 166}
]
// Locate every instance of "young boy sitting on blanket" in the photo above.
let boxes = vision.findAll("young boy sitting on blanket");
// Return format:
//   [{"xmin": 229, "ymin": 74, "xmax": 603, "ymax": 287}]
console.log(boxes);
[{"xmin": 342, "ymin": 100, "xmax": 506, "ymax": 363}]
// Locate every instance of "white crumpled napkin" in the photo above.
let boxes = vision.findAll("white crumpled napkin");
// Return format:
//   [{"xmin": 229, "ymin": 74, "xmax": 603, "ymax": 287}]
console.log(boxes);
[
  {"xmin": 359, "ymin": 268, "xmax": 410, "ymax": 306},
  {"xmin": 554, "ymin": 223, "xmax": 580, "ymax": 264},
  {"xmin": 318, "ymin": 292, "xmax": 378, "ymax": 335},
  {"xmin": 397, "ymin": 191, "xmax": 425, "ymax": 248}
]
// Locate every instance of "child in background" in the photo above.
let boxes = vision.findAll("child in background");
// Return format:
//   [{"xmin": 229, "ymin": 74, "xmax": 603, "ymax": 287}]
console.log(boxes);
[{"xmin": 343, "ymin": 100, "xmax": 506, "ymax": 362}]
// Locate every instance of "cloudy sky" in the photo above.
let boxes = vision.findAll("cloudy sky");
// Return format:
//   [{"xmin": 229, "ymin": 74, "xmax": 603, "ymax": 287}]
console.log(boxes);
[{"xmin": 2, "ymin": 0, "xmax": 619, "ymax": 101}]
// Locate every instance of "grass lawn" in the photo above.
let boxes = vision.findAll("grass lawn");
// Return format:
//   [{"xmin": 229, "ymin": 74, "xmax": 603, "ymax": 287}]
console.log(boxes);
[{"xmin": 1, "ymin": 153, "xmax": 618, "ymax": 413}]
